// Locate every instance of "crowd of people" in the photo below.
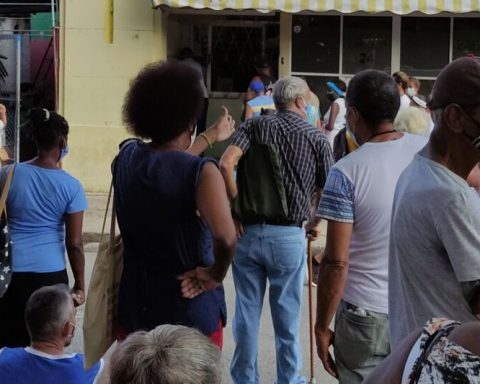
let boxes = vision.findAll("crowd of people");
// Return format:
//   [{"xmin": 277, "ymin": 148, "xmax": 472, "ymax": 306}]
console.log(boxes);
[{"xmin": 0, "ymin": 53, "xmax": 479, "ymax": 384}]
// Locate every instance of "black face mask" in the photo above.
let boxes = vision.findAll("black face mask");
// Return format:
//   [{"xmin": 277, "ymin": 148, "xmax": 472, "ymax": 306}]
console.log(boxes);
[{"xmin": 327, "ymin": 92, "xmax": 338, "ymax": 102}]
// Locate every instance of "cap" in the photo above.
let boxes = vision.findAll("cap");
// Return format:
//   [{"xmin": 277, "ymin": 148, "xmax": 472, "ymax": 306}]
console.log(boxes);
[
  {"xmin": 326, "ymin": 81, "xmax": 345, "ymax": 97},
  {"xmin": 428, "ymin": 56, "xmax": 480, "ymax": 110},
  {"xmin": 249, "ymin": 79, "xmax": 265, "ymax": 94}
]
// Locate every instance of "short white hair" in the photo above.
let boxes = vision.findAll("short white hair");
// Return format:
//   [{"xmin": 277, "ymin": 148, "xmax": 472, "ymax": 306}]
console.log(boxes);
[
  {"xmin": 394, "ymin": 106, "xmax": 431, "ymax": 136},
  {"xmin": 110, "ymin": 324, "xmax": 221, "ymax": 384},
  {"xmin": 273, "ymin": 76, "xmax": 309, "ymax": 108}
]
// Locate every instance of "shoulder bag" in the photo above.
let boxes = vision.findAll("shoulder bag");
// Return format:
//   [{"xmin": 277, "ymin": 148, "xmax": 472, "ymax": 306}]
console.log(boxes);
[{"xmin": 0, "ymin": 165, "xmax": 16, "ymax": 298}]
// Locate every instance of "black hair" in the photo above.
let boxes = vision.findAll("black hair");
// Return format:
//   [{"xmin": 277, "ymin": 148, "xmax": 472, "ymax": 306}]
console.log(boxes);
[
  {"xmin": 122, "ymin": 61, "xmax": 203, "ymax": 145},
  {"xmin": 347, "ymin": 70, "xmax": 400, "ymax": 128},
  {"xmin": 29, "ymin": 108, "xmax": 69, "ymax": 151},
  {"xmin": 336, "ymin": 80, "xmax": 347, "ymax": 92}
]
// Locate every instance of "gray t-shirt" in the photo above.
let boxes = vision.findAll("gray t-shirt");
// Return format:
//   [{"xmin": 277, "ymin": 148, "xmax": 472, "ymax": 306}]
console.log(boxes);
[{"xmin": 389, "ymin": 154, "xmax": 480, "ymax": 348}]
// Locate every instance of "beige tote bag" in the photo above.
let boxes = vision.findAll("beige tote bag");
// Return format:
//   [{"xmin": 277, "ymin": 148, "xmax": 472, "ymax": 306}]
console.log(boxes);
[{"xmin": 83, "ymin": 182, "xmax": 123, "ymax": 369}]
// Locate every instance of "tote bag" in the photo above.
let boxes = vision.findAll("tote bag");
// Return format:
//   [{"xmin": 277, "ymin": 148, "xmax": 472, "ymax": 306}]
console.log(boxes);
[
  {"xmin": 83, "ymin": 182, "xmax": 123, "ymax": 369},
  {"xmin": 0, "ymin": 165, "xmax": 15, "ymax": 298}
]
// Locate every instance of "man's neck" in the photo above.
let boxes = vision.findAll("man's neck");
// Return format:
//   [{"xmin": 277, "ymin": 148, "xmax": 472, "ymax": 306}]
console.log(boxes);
[
  {"xmin": 30, "ymin": 340, "xmax": 65, "ymax": 356},
  {"xmin": 419, "ymin": 134, "xmax": 480, "ymax": 180}
]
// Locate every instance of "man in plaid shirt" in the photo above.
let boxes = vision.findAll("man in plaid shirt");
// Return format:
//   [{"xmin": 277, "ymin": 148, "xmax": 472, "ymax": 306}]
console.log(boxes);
[{"xmin": 220, "ymin": 76, "xmax": 333, "ymax": 384}]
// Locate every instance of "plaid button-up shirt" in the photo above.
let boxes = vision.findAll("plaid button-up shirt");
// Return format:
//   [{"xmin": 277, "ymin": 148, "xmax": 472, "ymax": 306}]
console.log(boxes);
[{"xmin": 231, "ymin": 109, "xmax": 334, "ymax": 223}]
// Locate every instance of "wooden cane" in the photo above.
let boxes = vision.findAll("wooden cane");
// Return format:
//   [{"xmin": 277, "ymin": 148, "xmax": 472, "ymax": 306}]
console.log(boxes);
[{"xmin": 307, "ymin": 237, "xmax": 316, "ymax": 384}]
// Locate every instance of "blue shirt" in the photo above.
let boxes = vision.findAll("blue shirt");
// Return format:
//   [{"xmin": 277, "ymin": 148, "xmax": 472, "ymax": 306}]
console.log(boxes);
[
  {"xmin": 0, "ymin": 347, "xmax": 103, "ymax": 384},
  {"xmin": 113, "ymin": 141, "xmax": 226, "ymax": 336},
  {"xmin": 5, "ymin": 163, "xmax": 88, "ymax": 272}
]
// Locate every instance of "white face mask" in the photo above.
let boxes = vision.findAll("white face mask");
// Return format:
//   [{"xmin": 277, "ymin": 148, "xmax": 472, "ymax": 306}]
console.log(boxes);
[{"xmin": 406, "ymin": 87, "xmax": 417, "ymax": 97}]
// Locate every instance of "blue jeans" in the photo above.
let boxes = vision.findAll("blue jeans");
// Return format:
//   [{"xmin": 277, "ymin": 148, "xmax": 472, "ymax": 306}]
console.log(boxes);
[{"xmin": 230, "ymin": 224, "xmax": 306, "ymax": 384}]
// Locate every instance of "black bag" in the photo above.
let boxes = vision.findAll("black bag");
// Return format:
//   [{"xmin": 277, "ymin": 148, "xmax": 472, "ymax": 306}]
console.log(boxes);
[
  {"xmin": 232, "ymin": 116, "xmax": 289, "ymax": 223},
  {"xmin": 0, "ymin": 165, "xmax": 15, "ymax": 298}
]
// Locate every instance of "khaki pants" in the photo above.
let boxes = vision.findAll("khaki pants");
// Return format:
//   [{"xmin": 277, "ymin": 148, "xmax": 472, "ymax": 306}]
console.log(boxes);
[{"xmin": 333, "ymin": 300, "xmax": 390, "ymax": 384}]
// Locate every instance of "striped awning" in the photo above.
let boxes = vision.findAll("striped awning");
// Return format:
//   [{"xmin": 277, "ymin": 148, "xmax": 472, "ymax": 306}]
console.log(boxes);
[{"xmin": 152, "ymin": 0, "xmax": 480, "ymax": 14}]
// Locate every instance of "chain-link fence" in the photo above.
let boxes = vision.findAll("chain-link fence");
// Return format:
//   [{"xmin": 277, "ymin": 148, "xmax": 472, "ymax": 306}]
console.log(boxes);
[{"xmin": 0, "ymin": 34, "xmax": 21, "ymax": 162}]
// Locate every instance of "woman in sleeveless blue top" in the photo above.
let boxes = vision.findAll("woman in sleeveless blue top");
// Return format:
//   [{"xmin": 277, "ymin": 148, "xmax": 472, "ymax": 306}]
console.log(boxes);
[{"xmin": 114, "ymin": 61, "xmax": 236, "ymax": 347}]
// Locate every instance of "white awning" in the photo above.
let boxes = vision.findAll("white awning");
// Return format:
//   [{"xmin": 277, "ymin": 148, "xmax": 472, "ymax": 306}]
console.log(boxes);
[{"xmin": 152, "ymin": 0, "xmax": 480, "ymax": 14}]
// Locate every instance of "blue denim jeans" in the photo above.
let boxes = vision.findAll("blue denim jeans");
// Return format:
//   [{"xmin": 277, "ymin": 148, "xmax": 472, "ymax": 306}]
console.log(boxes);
[{"xmin": 230, "ymin": 224, "xmax": 306, "ymax": 384}]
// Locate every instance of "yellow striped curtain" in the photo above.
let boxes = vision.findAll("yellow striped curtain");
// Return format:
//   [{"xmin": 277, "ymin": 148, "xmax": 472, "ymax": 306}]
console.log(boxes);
[{"xmin": 151, "ymin": 0, "xmax": 480, "ymax": 14}]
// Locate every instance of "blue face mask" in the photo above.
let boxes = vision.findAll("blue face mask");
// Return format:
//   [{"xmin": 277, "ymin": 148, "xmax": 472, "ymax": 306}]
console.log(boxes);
[
  {"xmin": 60, "ymin": 144, "xmax": 69, "ymax": 160},
  {"xmin": 305, "ymin": 104, "xmax": 318, "ymax": 126}
]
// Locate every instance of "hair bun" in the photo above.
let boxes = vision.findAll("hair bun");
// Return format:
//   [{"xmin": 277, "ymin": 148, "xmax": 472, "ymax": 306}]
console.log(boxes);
[{"xmin": 29, "ymin": 108, "xmax": 50, "ymax": 125}]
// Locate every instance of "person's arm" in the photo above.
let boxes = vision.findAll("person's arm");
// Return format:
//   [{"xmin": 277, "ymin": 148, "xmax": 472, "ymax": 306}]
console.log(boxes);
[
  {"xmin": 219, "ymin": 145, "xmax": 243, "ymax": 202},
  {"xmin": 363, "ymin": 327, "xmax": 423, "ymax": 384},
  {"xmin": 178, "ymin": 162, "xmax": 237, "ymax": 299},
  {"xmin": 315, "ymin": 220, "xmax": 352, "ymax": 378},
  {"xmin": 0, "ymin": 104, "xmax": 6, "ymax": 128},
  {"xmin": 186, "ymin": 106, "xmax": 235, "ymax": 156},
  {"xmin": 305, "ymin": 187, "xmax": 323, "ymax": 239},
  {"xmin": 245, "ymin": 104, "xmax": 254, "ymax": 119},
  {"xmin": 325, "ymin": 102, "xmax": 339, "ymax": 132},
  {"xmin": 65, "ymin": 211, "xmax": 86, "ymax": 306}
]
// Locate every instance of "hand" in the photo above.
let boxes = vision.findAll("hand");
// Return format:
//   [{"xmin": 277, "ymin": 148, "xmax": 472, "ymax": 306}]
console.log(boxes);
[
  {"xmin": 0, "ymin": 104, "xmax": 6, "ymax": 126},
  {"xmin": 234, "ymin": 218, "xmax": 244, "ymax": 239},
  {"xmin": 178, "ymin": 266, "xmax": 222, "ymax": 299},
  {"xmin": 305, "ymin": 219, "xmax": 321, "ymax": 240},
  {"xmin": 205, "ymin": 106, "xmax": 235, "ymax": 143},
  {"xmin": 315, "ymin": 327, "xmax": 337, "ymax": 378},
  {"xmin": 71, "ymin": 288, "xmax": 85, "ymax": 307}
]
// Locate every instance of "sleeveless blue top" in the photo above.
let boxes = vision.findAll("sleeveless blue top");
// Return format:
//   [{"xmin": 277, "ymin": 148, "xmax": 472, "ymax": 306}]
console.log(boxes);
[{"xmin": 113, "ymin": 140, "xmax": 226, "ymax": 335}]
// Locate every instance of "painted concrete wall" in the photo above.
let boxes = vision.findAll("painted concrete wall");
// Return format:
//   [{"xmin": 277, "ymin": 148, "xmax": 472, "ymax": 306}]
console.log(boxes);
[{"xmin": 59, "ymin": 0, "xmax": 166, "ymax": 192}]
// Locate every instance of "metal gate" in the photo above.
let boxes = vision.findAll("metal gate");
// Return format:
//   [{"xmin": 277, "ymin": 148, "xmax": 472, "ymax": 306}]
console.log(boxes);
[{"xmin": 0, "ymin": 34, "xmax": 21, "ymax": 162}]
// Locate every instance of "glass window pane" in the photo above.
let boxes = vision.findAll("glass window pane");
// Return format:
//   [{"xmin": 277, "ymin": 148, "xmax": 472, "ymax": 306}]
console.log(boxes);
[
  {"xmin": 211, "ymin": 26, "xmax": 263, "ymax": 92},
  {"xmin": 453, "ymin": 18, "xmax": 480, "ymax": 59},
  {"xmin": 292, "ymin": 16, "xmax": 340, "ymax": 73},
  {"xmin": 342, "ymin": 16, "xmax": 392, "ymax": 75},
  {"xmin": 401, "ymin": 17, "xmax": 450, "ymax": 77}
]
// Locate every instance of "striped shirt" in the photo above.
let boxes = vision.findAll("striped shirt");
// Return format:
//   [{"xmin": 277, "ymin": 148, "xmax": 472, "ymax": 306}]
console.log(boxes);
[{"xmin": 232, "ymin": 109, "xmax": 333, "ymax": 223}]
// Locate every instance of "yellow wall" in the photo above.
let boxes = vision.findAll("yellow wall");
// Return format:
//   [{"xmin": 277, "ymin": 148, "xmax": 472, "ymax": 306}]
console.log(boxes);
[{"xmin": 59, "ymin": 0, "xmax": 166, "ymax": 192}]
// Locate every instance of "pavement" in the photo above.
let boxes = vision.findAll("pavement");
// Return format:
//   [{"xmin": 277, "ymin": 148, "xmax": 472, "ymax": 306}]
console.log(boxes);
[{"xmin": 68, "ymin": 193, "xmax": 335, "ymax": 384}]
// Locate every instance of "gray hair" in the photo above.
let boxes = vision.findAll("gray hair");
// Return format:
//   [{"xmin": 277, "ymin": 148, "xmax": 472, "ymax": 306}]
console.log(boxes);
[
  {"xmin": 110, "ymin": 324, "xmax": 222, "ymax": 384},
  {"xmin": 272, "ymin": 76, "xmax": 309, "ymax": 108},
  {"xmin": 394, "ymin": 106, "xmax": 431, "ymax": 136},
  {"xmin": 25, "ymin": 284, "xmax": 73, "ymax": 341}
]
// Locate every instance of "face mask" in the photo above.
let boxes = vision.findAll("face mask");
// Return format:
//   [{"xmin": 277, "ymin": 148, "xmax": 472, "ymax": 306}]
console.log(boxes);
[
  {"xmin": 406, "ymin": 87, "xmax": 417, "ymax": 97},
  {"xmin": 461, "ymin": 110, "xmax": 480, "ymax": 149},
  {"xmin": 60, "ymin": 144, "xmax": 69, "ymax": 160},
  {"xmin": 305, "ymin": 104, "xmax": 317, "ymax": 126}
]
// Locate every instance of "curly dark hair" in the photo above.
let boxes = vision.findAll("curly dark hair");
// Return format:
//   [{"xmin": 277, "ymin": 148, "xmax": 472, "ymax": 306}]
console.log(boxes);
[
  {"xmin": 29, "ymin": 108, "xmax": 69, "ymax": 151},
  {"xmin": 122, "ymin": 61, "xmax": 204, "ymax": 145}
]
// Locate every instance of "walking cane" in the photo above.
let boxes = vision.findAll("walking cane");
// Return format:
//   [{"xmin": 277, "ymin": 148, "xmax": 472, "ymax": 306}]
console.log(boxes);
[{"xmin": 307, "ymin": 237, "xmax": 316, "ymax": 384}]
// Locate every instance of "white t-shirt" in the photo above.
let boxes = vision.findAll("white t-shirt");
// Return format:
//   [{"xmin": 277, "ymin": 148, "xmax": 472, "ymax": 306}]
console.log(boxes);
[
  {"xmin": 323, "ymin": 98, "xmax": 346, "ymax": 149},
  {"xmin": 400, "ymin": 94, "xmax": 411, "ymax": 111},
  {"xmin": 317, "ymin": 133, "xmax": 427, "ymax": 314},
  {"xmin": 389, "ymin": 154, "xmax": 480, "ymax": 347}
]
